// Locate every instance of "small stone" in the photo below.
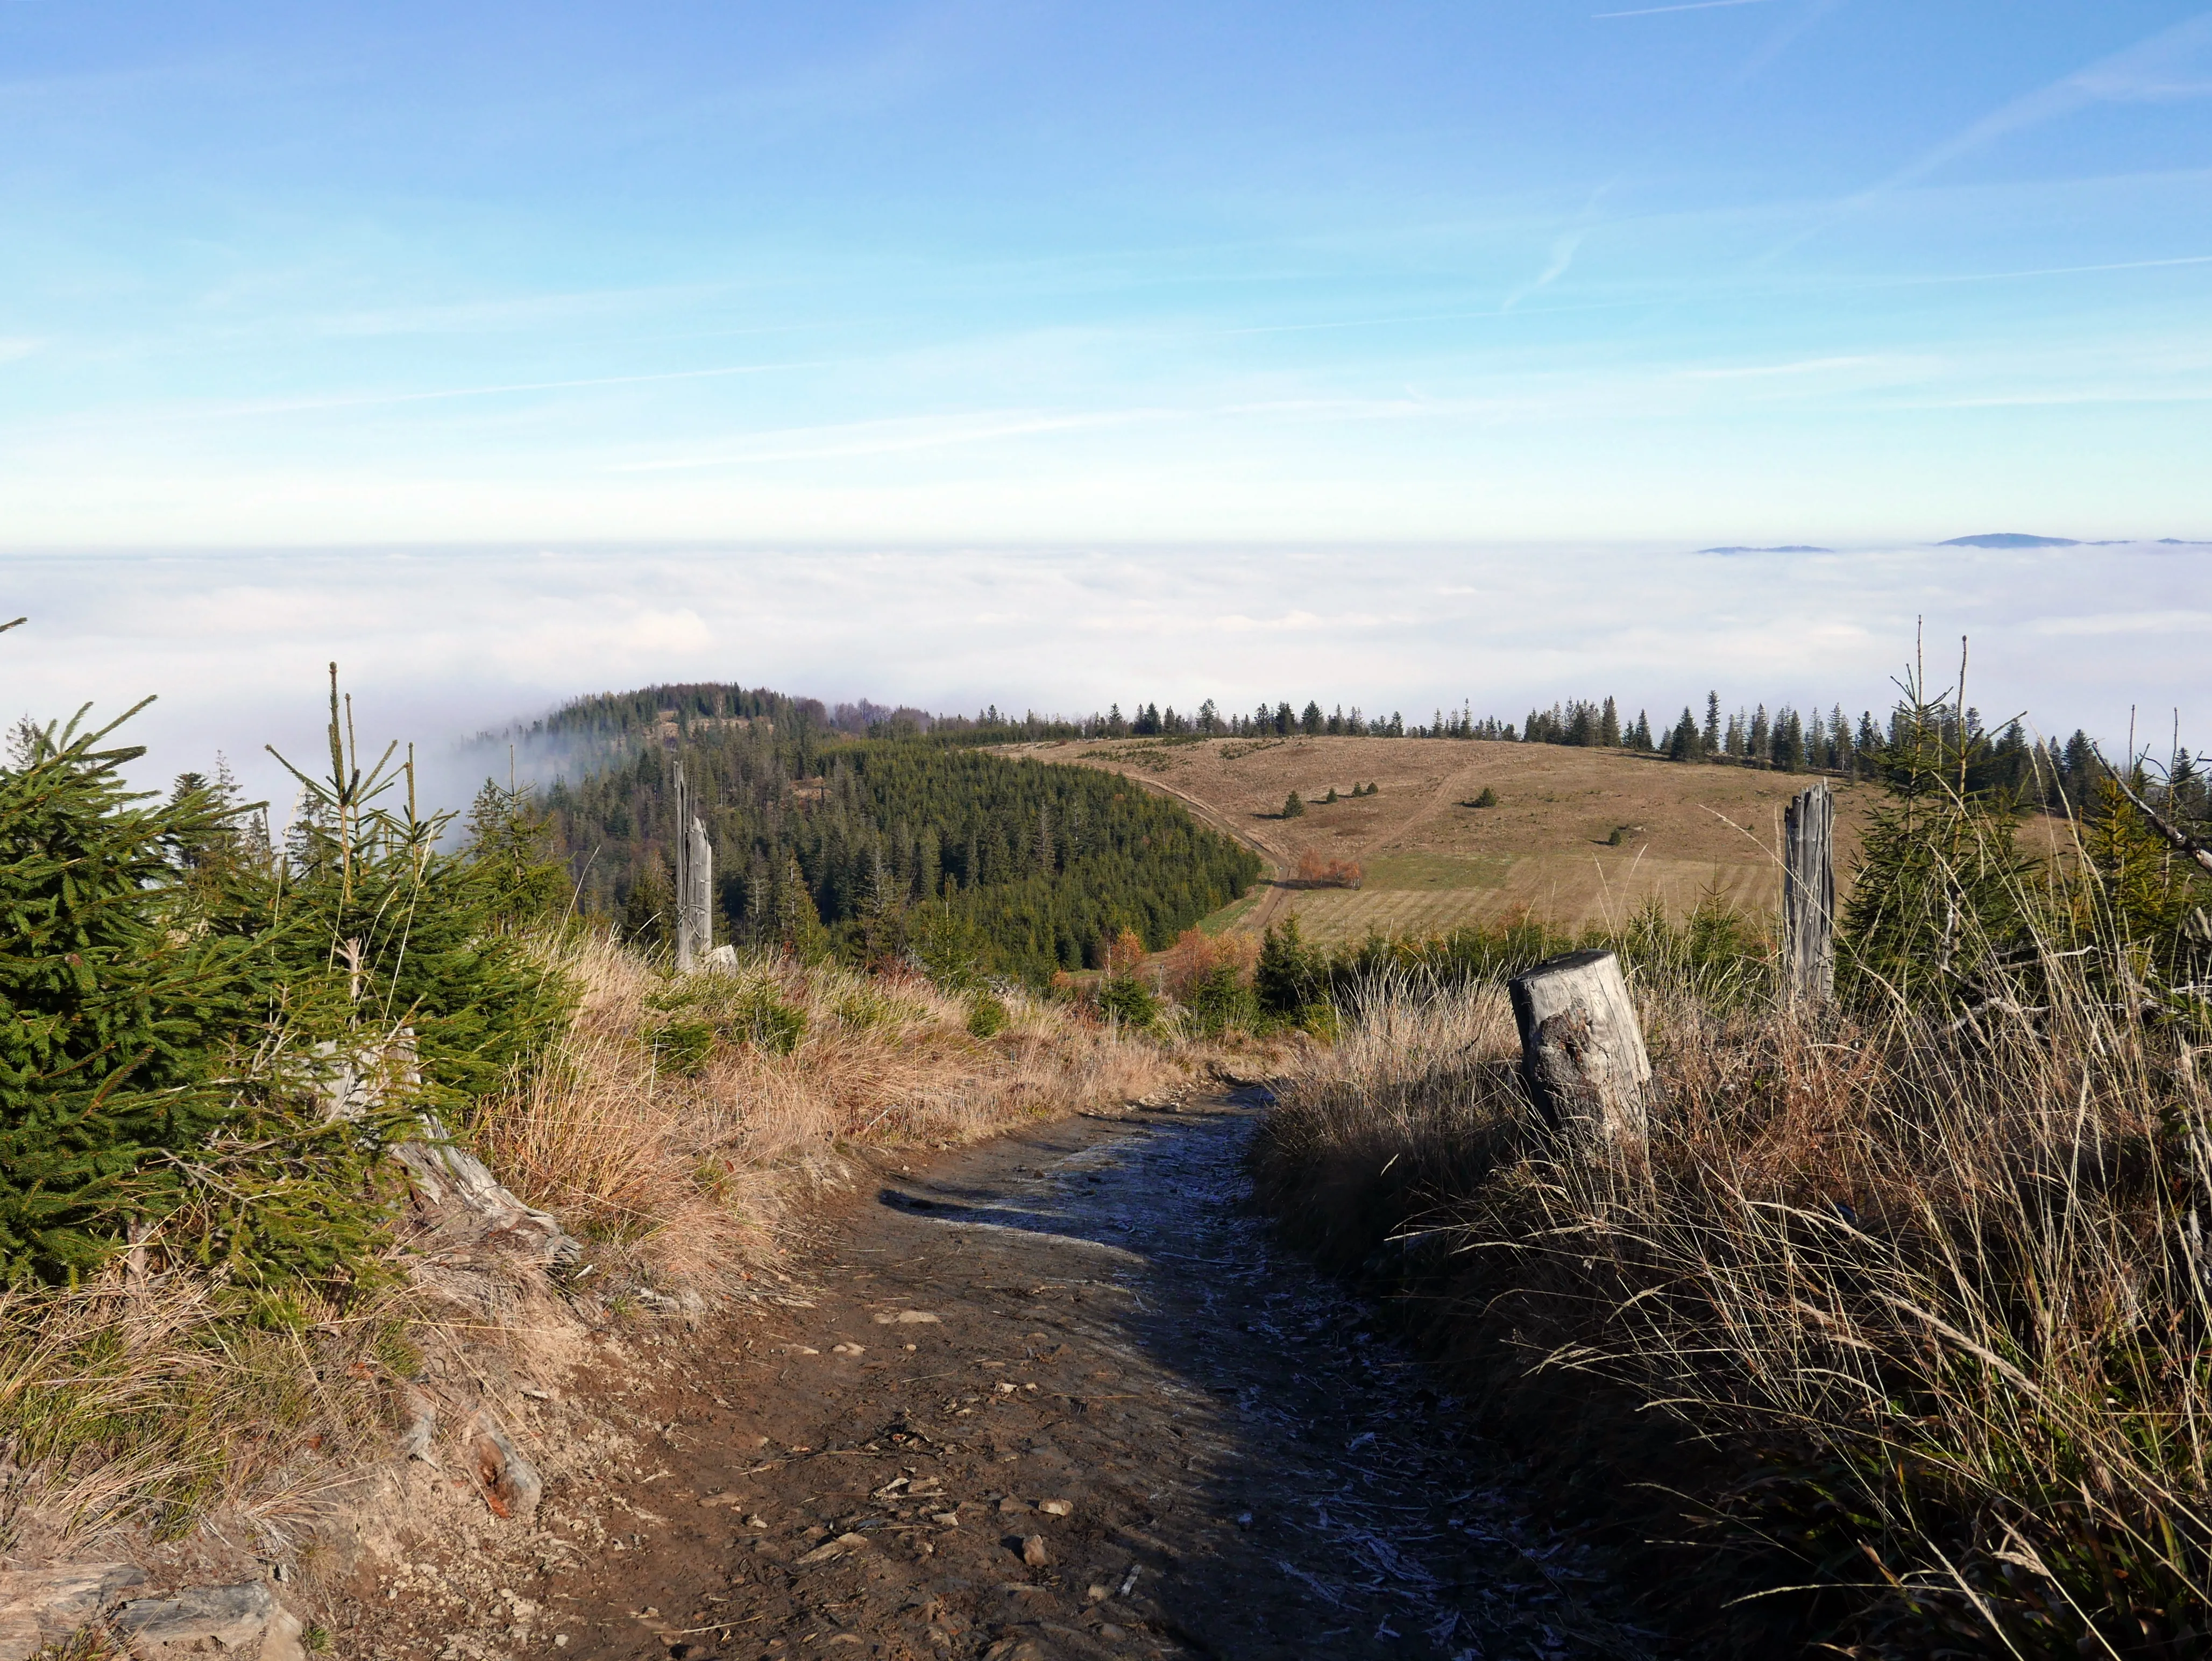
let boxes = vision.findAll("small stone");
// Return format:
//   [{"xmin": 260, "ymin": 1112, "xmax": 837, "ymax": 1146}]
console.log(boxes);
[
  {"xmin": 932, "ymin": 1512, "xmax": 960, "ymax": 1527},
  {"xmin": 997, "ymin": 1496, "xmax": 1029, "ymax": 1514},
  {"xmin": 746, "ymin": 1515, "xmax": 770, "ymax": 1529},
  {"xmin": 995, "ymin": 1382, "xmax": 1017, "ymax": 1394},
  {"xmin": 903, "ymin": 1343, "xmax": 918, "ymax": 1351},
  {"xmin": 871, "ymin": 1310, "xmax": 940, "ymax": 1324},
  {"xmin": 1038, "ymin": 1499, "xmax": 1073, "ymax": 1517},
  {"xmin": 1084, "ymin": 1584, "xmax": 1110, "ymax": 1603},
  {"xmin": 832, "ymin": 1342, "xmax": 866, "ymax": 1355},
  {"xmin": 1020, "ymin": 1535, "xmax": 1050, "ymax": 1567}
]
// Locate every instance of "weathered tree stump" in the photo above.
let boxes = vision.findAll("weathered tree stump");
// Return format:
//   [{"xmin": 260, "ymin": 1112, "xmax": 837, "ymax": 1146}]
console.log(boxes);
[
  {"xmin": 1783, "ymin": 780, "xmax": 1835, "ymax": 1004},
  {"xmin": 1508, "ymin": 949, "xmax": 1650, "ymax": 1141},
  {"xmin": 673, "ymin": 760, "xmax": 714, "ymax": 973}
]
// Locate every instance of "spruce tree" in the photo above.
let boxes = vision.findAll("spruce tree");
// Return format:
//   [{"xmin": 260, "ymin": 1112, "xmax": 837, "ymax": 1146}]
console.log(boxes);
[
  {"xmin": 1703, "ymin": 692, "xmax": 1721, "ymax": 753},
  {"xmin": 1254, "ymin": 917, "xmax": 1325, "ymax": 1018},
  {"xmin": 0, "ymin": 709, "xmax": 265, "ymax": 1280},
  {"xmin": 1600, "ymin": 697, "xmax": 1621, "ymax": 748}
]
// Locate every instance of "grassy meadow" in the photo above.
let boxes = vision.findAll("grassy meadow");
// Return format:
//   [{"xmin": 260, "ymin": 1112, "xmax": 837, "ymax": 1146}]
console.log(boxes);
[
  {"xmin": 1046, "ymin": 734, "xmax": 1885, "ymax": 941},
  {"xmin": 1243, "ymin": 720, "xmax": 2212, "ymax": 1656}
]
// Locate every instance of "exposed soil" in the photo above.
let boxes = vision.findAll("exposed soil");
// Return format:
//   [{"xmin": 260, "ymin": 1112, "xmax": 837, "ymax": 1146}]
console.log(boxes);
[{"xmin": 329, "ymin": 1094, "xmax": 1654, "ymax": 1661}]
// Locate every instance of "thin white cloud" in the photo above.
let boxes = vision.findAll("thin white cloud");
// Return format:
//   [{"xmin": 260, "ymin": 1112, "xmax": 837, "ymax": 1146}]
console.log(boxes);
[
  {"xmin": 2030, "ymin": 610, "xmax": 2212, "ymax": 636},
  {"xmin": 1769, "ymin": 11, "xmax": 2212, "ymax": 258},
  {"xmin": 1734, "ymin": 0, "xmax": 1848, "ymax": 82},
  {"xmin": 1677, "ymin": 354, "xmax": 1890, "ymax": 381},
  {"xmin": 203, "ymin": 361, "xmax": 818, "ymax": 418},
  {"xmin": 1596, "ymin": 0, "xmax": 1775, "ymax": 17},
  {"xmin": 613, "ymin": 408, "xmax": 1175, "ymax": 471},
  {"xmin": 1888, "ymin": 252, "xmax": 2212, "ymax": 288},
  {"xmin": 1502, "ymin": 231, "xmax": 1588, "ymax": 310}
]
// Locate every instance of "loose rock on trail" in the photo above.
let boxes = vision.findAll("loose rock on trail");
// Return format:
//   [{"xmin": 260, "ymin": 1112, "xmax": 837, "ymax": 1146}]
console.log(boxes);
[{"xmin": 338, "ymin": 1092, "xmax": 1649, "ymax": 1660}]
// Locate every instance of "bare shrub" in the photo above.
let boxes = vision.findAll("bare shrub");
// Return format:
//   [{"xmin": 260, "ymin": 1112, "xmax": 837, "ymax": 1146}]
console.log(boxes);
[
  {"xmin": 1157, "ymin": 928, "xmax": 1260, "ymax": 1003},
  {"xmin": 1293, "ymin": 848, "xmax": 1363, "ymax": 889}
]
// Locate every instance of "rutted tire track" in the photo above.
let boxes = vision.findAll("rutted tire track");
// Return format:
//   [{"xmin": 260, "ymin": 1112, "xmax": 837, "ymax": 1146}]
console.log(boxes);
[{"xmin": 341, "ymin": 1097, "xmax": 1649, "ymax": 1660}]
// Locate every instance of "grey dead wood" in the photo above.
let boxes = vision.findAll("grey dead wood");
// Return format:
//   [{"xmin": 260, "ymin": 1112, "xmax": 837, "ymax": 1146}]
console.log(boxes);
[
  {"xmin": 1782, "ymin": 779, "xmax": 1836, "ymax": 1004},
  {"xmin": 110, "ymin": 1581, "xmax": 306, "ymax": 1658},
  {"xmin": 317, "ymin": 1032, "xmax": 580, "ymax": 1268},
  {"xmin": 1507, "ymin": 949, "xmax": 1650, "ymax": 1142},
  {"xmin": 0, "ymin": 1564, "xmax": 146, "ymax": 1661},
  {"xmin": 2104, "ymin": 764, "xmax": 2212, "ymax": 878},
  {"xmin": 673, "ymin": 758, "xmax": 714, "ymax": 973}
]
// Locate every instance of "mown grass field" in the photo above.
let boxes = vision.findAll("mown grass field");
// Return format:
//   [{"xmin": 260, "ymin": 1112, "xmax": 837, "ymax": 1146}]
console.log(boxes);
[{"xmin": 1020, "ymin": 735, "xmax": 1882, "ymax": 941}]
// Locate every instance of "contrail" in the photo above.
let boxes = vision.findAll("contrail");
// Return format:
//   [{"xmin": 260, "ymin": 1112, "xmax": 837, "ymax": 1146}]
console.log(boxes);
[{"xmin": 1595, "ymin": 0, "xmax": 1774, "ymax": 18}]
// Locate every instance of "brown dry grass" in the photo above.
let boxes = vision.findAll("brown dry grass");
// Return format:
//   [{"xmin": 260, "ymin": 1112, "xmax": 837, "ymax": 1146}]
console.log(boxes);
[
  {"xmin": 1045, "ymin": 735, "xmax": 1885, "ymax": 939},
  {"xmin": 471, "ymin": 933, "xmax": 1195, "ymax": 1297},
  {"xmin": 0, "ymin": 934, "xmax": 1200, "ymax": 1570},
  {"xmin": 1254, "ymin": 954, "xmax": 2212, "ymax": 1656},
  {"xmin": 0, "ymin": 1269, "xmax": 418, "ymax": 1564}
]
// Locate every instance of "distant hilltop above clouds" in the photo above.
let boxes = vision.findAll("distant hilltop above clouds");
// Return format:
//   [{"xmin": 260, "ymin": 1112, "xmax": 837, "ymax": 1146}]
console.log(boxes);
[
  {"xmin": 1939, "ymin": 533, "xmax": 2210, "ymax": 549},
  {"xmin": 1693, "ymin": 534, "xmax": 2208, "ymax": 555}
]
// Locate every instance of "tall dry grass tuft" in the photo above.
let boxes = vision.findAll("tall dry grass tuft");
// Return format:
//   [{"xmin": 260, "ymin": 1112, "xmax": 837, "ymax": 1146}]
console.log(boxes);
[
  {"xmin": 1257, "ymin": 950, "xmax": 2212, "ymax": 1656},
  {"xmin": 471, "ymin": 932, "xmax": 1190, "ymax": 1296},
  {"xmin": 0, "ymin": 1270, "xmax": 415, "ymax": 1560}
]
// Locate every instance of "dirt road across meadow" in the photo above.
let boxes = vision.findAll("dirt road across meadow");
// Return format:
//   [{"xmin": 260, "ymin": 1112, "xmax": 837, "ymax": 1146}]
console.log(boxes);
[{"xmin": 336, "ymin": 1095, "xmax": 1650, "ymax": 1661}]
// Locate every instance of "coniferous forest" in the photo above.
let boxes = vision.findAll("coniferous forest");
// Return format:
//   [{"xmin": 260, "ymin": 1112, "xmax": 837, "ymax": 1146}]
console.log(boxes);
[{"xmin": 523, "ymin": 684, "xmax": 1262, "ymax": 979}]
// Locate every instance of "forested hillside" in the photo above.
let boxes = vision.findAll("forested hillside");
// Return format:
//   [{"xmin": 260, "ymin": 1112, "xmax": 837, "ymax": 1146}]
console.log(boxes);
[{"xmin": 529, "ymin": 685, "xmax": 1261, "ymax": 979}]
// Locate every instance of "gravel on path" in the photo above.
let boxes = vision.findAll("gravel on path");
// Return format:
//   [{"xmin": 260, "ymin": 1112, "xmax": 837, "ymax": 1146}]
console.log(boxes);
[{"xmin": 336, "ymin": 1093, "xmax": 1651, "ymax": 1661}]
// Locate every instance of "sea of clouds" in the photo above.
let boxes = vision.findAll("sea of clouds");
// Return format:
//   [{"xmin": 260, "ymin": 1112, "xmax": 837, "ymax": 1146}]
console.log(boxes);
[{"xmin": 0, "ymin": 540, "xmax": 2202, "ymax": 820}]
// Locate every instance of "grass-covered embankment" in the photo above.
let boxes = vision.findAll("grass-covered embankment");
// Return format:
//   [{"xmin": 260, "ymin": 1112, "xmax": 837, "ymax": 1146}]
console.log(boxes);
[{"xmin": 1253, "ymin": 697, "xmax": 2212, "ymax": 1657}]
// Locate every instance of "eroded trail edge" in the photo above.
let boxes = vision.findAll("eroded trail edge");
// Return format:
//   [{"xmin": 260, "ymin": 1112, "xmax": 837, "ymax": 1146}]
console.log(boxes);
[{"xmin": 340, "ymin": 1096, "xmax": 1644, "ymax": 1661}]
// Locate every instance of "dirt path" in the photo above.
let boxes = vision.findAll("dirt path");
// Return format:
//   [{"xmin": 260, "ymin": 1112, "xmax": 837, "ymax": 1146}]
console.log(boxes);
[
  {"xmin": 1113, "ymin": 773, "xmax": 1297, "ymax": 936},
  {"xmin": 336, "ymin": 1095, "xmax": 1648, "ymax": 1661}
]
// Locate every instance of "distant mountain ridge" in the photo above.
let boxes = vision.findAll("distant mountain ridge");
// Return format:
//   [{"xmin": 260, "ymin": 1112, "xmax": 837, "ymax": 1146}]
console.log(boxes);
[{"xmin": 1940, "ymin": 532, "xmax": 2081, "ymax": 549}]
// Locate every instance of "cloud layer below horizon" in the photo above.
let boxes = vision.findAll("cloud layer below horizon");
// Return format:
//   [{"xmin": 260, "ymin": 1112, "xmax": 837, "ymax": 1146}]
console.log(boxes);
[{"xmin": 3, "ymin": 541, "xmax": 2200, "ymax": 818}]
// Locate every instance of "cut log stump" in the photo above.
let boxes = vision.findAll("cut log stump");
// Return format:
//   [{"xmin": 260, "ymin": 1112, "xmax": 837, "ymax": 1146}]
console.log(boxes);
[{"xmin": 1508, "ymin": 949, "xmax": 1650, "ymax": 1141}]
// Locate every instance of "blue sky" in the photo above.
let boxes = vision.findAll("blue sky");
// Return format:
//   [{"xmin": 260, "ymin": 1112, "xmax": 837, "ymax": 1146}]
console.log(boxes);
[
  {"xmin": 0, "ymin": 3, "xmax": 2207, "ymax": 791},
  {"xmin": 4, "ymin": 1, "xmax": 2209, "ymax": 543}
]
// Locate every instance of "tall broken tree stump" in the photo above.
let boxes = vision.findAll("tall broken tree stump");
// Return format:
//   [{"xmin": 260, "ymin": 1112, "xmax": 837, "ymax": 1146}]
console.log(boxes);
[
  {"xmin": 1782, "ymin": 779, "xmax": 1835, "ymax": 1004},
  {"xmin": 673, "ymin": 759, "xmax": 714, "ymax": 973},
  {"xmin": 1508, "ymin": 948, "xmax": 1650, "ymax": 1141}
]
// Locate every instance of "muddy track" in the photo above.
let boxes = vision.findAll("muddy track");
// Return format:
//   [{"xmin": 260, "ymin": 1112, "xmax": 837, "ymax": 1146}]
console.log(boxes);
[
  {"xmin": 336, "ymin": 1096, "xmax": 1650, "ymax": 1661},
  {"xmin": 1109, "ymin": 771, "xmax": 1296, "ymax": 935}
]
